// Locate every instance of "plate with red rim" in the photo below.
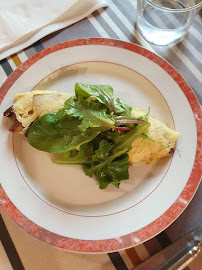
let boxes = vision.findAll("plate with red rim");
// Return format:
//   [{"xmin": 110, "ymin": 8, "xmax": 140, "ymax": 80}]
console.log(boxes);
[{"xmin": 0, "ymin": 38, "xmax": 201, "ymax": 253}]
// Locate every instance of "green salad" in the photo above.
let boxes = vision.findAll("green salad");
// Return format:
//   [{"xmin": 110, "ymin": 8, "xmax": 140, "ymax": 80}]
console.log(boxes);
[{"xmin": 28, "ymin": 83, "xmax": 150, "ymax": 189}]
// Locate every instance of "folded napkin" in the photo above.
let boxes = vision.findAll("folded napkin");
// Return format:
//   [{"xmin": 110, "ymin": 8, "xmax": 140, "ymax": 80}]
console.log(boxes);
[{"xmin": 0, "ymin": 0, "xmax": 108, "ymax": 60}]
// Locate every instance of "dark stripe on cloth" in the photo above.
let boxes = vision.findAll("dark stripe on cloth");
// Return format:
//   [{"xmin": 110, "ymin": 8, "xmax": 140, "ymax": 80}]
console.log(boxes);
[
  {"xmin": 115, "ymin": 0, "xmax": 136, "ymax": 15},
  {"xmin": 0, "ymin": 59, "xmax": 13, "ymax": 76},
  {"xmin": 186, "ymin": 32, "xmax": 202, "ymax": 54},
  {"xmin": 24, "ymin": 41, "xmax": 45, "ymax": 58},
  {"xmin": 105, "ymin": 6, "xmax": 141, "ymax": 45},
  {"xmin": 0, "ymin": 214, "xmax": 25, "ymax": 270},
  {"xmin": 108, "ymin": 252, "xmax": 128, "ymax": 270},
  {"xmin": 24, "ymin": 46, "xmax": 39, "ymax": 59},
  {"xmin": 143, "ymin": 237, "xmax": 162, "ymax": 256},
  {"xmin": 192, "ymin": 18, "xmax": 202, "ymax": 35},
  {"xmin": 174, "ymin": 41, "xmax": 202, "ymax": 72},
  {"xmin": 156, "ymin": 230, "xmax": 172, "ymax": 249},
  {"xmin": 113, "ymin": 0, "xmax": 137, "ymax": 24},
  {"xmin": 40, "ymin": 18, "xmax": 102, "ymax": 48},
  {"xmin": 33, "ymin": 41, "xmax": 45, "ymax": 52},
  {"xmin": 164, "ymin": 50, "xmax": 201, "ymax": 101},
  {"xmin": 92, "ymin": 10, "xmax": 120, "ymax": 39}
]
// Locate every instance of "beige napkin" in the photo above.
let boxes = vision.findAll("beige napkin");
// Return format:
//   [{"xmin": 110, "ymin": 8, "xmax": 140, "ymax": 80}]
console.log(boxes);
[{"xmin": 0, "ymin": 0, "xmax": 108, "ymax": 60}]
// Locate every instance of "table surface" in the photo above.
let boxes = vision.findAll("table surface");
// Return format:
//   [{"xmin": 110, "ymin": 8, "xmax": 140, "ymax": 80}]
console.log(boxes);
[{"xmin": 0, "ymin": 1, "xmax": 201, "ymax": 269}]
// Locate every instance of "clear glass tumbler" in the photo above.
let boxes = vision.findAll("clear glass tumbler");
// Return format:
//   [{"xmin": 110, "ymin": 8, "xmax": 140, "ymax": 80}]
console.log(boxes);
[{"xmin": 136, "ymin": 0, "xmax": 202, "ymax": 45}]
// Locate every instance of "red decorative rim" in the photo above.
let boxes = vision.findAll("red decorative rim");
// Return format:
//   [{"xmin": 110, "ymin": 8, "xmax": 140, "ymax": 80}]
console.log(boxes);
[{"xmin": 0, "ymin": 38, "xmax": 201, "ymax": 253}]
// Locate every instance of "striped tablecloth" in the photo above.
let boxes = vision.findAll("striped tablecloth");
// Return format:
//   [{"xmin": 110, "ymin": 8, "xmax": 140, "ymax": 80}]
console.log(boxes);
[{"xmin": 0, "ymin": 1, "xmax": 201, "ymax": 269}]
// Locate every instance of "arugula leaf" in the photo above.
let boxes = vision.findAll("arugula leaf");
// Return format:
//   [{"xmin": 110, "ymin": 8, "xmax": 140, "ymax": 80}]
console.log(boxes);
[
  {"xmin": 92, "ymin": 140, "xmax": 113, "ymax": 162},
  {"xmin": 52, "ymin": 143, "xmax": 91, "ymax": 165},
  {"xmin": 75, "ymin": 83, "xmax": 115, "ymax": 113},
  {"xmin": 83, "ymin": 138, "xmax": 129, "ymax": 189},
  {"xmin": 84, "ymin": 147, "xmax": 127, "ymax": 177},
  {"xmin": 83, "ymin": 124, "xmax": 149, "ymax": 189},
  {"xmin": 94, "ymin": 154, "xmax": 129, "ymax": 189},
  {"xmin": 28, "ymin": 112, "xmax": 107, "ymax": 153},
  {"xmin": 64, "ymin": 97, "xmax": 115, "ymax": 131},
  {"xmin": 115, "ymin": 98, "xmax": 132, "ymax": 116},
  {"xmin": 99, "ymin": 130, "xmax": 122, "ymax": 145}
]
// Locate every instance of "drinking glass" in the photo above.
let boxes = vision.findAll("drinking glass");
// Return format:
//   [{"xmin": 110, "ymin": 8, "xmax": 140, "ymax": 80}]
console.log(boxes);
[{"xmin": 136, "ymin": 0, "xmax": 202, "ymax": 45}]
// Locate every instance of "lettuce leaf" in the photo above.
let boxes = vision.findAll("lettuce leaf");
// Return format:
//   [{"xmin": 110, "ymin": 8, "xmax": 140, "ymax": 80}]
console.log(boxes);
[
  {"xmin": 64, "ymin": 97, "xmax": 114, "ymax": 131},
  {"xmin": 114, "ymin": 98, "xmax": 132, "ymax": 116},
  {"xmin": 92, "ymin": 140, "xmax": 113, "ymax": 162},
  {"xmin": 84, "ymin": 139, "xmax": 129, "ymax": 189},
  {"xmin": 52, "ymin": 143, "xmax": 91, "ymax": 165},
  {"xmin": 28, "ymin": 112, "xmax": 108, "ymax": 153},
  {"xmin": 75, "ymin": 83, "xmax": 115, "ymax": 113},
  {"xmin": 93, "ymin": 154, "xmax": 129, "ymax": 189}
]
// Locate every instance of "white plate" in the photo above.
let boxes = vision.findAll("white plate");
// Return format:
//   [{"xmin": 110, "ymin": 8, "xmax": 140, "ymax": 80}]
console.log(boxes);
[{"xmin": 0, "ymin": 38, "xmax": 201, "ymax": 253}]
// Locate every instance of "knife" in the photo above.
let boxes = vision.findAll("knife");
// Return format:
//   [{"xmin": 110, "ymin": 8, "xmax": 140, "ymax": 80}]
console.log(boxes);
[{"xmin": 133, "ymin": 224, "xmax": 202, "ymax": 270}]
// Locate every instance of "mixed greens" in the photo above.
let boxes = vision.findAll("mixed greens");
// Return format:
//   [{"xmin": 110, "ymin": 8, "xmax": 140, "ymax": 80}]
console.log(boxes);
[{"xmin": 28, "ymin": 83, "xmax": 150, "ymax": 189}]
